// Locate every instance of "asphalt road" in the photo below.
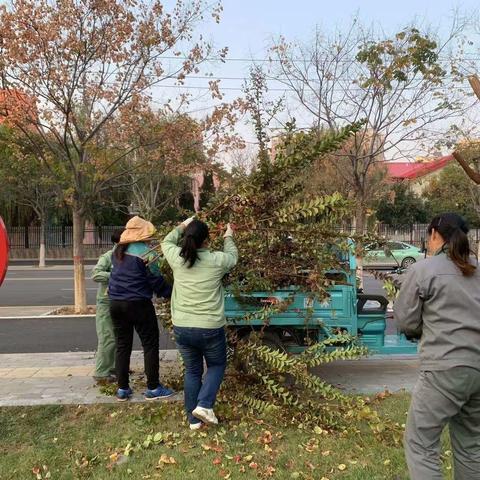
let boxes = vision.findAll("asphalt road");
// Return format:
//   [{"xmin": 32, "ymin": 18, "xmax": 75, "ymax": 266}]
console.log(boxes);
[
  {"xmin": 0, "ymin": 266, "xmax": 394, "ymax": 354},
  {"xmin": 0, "ymin": 266, "xmax": 98, "ymax": 306},
  {"xmin": 0, "ymin": 317, "xmax": 176, "ymax": 354},
  {"xmin": 0, "ymin": 266, "xmax": 388, "ymax": 307}
]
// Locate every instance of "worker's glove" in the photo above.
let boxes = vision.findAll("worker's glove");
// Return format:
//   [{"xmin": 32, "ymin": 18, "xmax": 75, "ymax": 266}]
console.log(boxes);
[
  {"xmin": 223, "ymin": 223, "xmax": 234, "ymax": 238},
  {"xmin": 181, "ymin": 216, "xmax": 195, "ymax": 229}
]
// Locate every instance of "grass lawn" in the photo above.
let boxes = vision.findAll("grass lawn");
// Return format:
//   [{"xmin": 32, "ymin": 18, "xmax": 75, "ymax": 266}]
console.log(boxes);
[{"xmin": 0, "ymin": 393, "xmax": 454, "ymax": 480}]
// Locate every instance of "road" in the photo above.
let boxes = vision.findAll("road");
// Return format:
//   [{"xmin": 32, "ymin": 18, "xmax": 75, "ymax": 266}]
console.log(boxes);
[
  {"xmin": 0, "ymin": 317, "xmax": 176, "ymax": 353},
  {"xmin": 0, "ymin": 266, "xmax": 388, "ymax": 307},
  {"xmin": 0, "ymin": 266, "xmax": 392, "ymax": 353},
  {"xmin": 0, "ymin": 266, "xmax": 98, "ymax": 306}
]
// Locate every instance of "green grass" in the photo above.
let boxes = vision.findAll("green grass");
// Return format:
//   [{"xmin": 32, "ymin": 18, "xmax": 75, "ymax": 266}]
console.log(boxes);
[{"xmin": 0, "ymin": 393, "xmax": 453, "ymax": 480}]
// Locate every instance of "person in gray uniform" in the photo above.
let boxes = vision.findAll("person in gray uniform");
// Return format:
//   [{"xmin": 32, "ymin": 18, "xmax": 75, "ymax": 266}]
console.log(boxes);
[{"xmin": 394, "ymin": 212, "xmax": 480, "ymax": 480}]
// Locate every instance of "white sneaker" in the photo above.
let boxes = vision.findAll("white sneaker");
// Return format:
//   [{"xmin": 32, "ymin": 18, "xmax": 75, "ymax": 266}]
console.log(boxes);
[
  {"xmin": 189, "ymin": 422, "xmax": 203, "ymax": 431},
  {"xmin": 192, "ymin": 406, "xmax": 218, "ymax": 425}
]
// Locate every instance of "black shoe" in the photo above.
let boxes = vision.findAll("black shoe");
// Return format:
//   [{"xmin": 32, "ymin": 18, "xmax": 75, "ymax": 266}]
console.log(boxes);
[{"xmin": 93, "ymin": 374, "xmax": 117, "ymax": 385}]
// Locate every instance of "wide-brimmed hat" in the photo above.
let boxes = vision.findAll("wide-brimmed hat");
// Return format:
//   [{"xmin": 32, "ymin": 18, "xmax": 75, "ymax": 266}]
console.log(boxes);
[{"xmin": 119, "ymin": 216, "xmax": 156, "ymax": 244}]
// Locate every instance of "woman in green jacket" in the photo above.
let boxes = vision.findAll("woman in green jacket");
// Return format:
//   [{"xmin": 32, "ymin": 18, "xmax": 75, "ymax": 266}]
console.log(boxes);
[{"xmin": 162, "ymin": 218, "xmax": 238, "ymax": 429}]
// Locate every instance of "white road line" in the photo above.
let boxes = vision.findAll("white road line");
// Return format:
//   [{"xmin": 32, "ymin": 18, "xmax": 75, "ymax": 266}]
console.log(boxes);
[
  {"xmin": 61, "ymin": 288, "xmax": 97, "ymax": 291},
  {"xmin": 5, "ymin": 278, "xmax": 94, "ymax": 281}
]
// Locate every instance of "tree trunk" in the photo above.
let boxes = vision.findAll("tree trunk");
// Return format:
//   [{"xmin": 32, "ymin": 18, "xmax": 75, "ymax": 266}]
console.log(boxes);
[
  {"xmin": 72, "ymin": 206, "xmax": 87, "ymax": 313},
  {"xmin": 38, "ymin": 217, "xmax": 46, "ymax": 268}
]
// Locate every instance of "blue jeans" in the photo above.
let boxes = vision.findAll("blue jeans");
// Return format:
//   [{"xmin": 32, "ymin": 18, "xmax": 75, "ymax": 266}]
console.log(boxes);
[{"xmin": 173, "ymin": 326, "xmax": 227, "ymax": 424}]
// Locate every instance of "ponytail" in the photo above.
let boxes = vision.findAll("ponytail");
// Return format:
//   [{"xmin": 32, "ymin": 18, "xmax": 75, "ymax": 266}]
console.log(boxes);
[
  {"xmin": 180, "ymin": 235, "xmax": 200, "ymax": 268},
  {"xmin": 449, "ymin": 228, "xmax": 476, "ymax": 277},
  {"xmin": 428, "ymin": 213, "xmax": 476, "ymax": 277},
  {"xmin": 179, "ymin": 219, "xmax": 210, "ymax": 268},
  {"xmin": 114, "ymin": 243, "xmax": 129, "ymax": 262}
]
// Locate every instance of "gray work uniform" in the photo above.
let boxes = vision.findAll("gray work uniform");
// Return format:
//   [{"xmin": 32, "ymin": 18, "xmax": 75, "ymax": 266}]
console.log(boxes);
[{"xmin": 394, "ymin": 252, "xmax": 480, "ymax": 479}]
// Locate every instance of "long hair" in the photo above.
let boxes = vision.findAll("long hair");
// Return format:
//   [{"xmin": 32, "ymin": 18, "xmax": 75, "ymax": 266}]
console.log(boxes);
[
  {"xmin": 180, "ymin": 220, "xmax": 209, "ymax": 268},
  {"xmin": 428, "ymin": 213, "xmax": 476, "ymax": 277},
  {"xmin": 111, "ymin": 229, "xmax": 124, "ymax": 245},
  {"xmin": 114, "ymin": 243, "xmax": 129, "ymax": 262}
]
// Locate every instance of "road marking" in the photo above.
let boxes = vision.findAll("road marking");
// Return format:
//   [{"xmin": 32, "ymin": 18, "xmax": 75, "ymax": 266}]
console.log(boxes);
[
  {"xmin": 5, "ymin": 278, "xmax": 95, "ymax": 281},
  {"xmin": 61, "ymin": 288, "xmax": 97, "ymax": 291},
  {"xmin": 5, "ymin": 277, "xmax": 74, "ymax": 281}
]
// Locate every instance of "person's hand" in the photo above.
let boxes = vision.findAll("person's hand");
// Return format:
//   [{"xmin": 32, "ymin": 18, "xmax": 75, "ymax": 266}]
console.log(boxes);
[
  {"xmin": 223, "ymin": 223, "xmax": 234, "ymax": 238},
  {"xmin": 180, "ymin": 216, "xmax": 195, "ymax": 230}
]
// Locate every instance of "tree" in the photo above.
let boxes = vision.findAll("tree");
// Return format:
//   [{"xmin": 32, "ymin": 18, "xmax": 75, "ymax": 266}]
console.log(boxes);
[
  {"xmin": 453, "ymin": 75, "xmax": 480, "ymax": 183},
  {"xmin": 424, "ymin": 163, "xmax": 480, "ymax": 227},
  {"xmin": 242, "ymin": 66, "xmax": 283, "ymax": 165},
  {"xmin": 376, "ymin": 182, "xmax": 428, "ymax": 226},
  {"xmin": 154, "ymin": 121, "xmax": 403, "ymax": 437},
  {"xmin": 128, "ymin": 113, "xmax": 207, "ymax": 223},
  {"xmin": 0, "ymin": 0, "xmax": 225, "ymax": 312},
  {"xmin": 270, "ymin": 22, "xmax": 465, "ymax": 232},
  {"xmin": 302, "ymin": 134, "xmax": 389, "ymax": 222},
  {"xmin": 0, "ymin": 126, "xmax": 58, "ymax": 267}
]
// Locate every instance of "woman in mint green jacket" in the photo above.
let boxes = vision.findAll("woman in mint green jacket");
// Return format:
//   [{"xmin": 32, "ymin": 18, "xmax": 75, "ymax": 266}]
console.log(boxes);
[{"xmin": 162, "ymin": 218, "xmax": 238, "ymax": 429}]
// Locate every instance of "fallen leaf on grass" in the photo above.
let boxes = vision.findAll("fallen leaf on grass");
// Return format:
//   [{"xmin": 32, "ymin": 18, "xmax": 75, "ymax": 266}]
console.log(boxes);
[
  {"xmin": 259, "ymin": 430, "xmax": 272, "ymax": 445},
  {"xmin": 213, "ymin": 457, "xmax": 222, "ymax": 465},
  {"xmin": 321, "ymin": 451, "xmax": 331, "ymax": 457},
  {"xmin": 337, "ymin": 464, "xmax": 347, "ymax": 471},
  {"xmin": 202, "ymin": 443, "xmax": 223, "ymax": 453},
  {"xmin": 158, "ymin": 454, "xmax": 176, "ymax": 465},
  {"xmin": 219, "ymin": 469, "xmax": 231, "ymax": 479},
  {"xmin": 265, "ymin": 465, "xmax": 276, "ymax": 476},
  {"xmin": 249, "ymin": 462, "xmax": 258, "ymax": 470}
]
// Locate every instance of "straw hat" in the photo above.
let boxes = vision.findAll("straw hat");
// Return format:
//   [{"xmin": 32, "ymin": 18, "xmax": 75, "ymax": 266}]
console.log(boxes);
[{"xmin": 119, "ymin": 216, "xmax": 157, "ymax": 244}]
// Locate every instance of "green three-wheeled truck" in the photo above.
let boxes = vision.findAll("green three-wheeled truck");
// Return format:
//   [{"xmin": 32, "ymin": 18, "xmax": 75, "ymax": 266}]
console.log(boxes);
[{"xmin": 224, "ymin": 245, "xmax": 418, "ymax": 356}]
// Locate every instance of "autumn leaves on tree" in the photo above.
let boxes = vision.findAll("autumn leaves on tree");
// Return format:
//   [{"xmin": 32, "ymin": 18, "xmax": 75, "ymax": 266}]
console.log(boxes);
[{"xmin": 0, "ymin": 0, "xmax": 232, "ymax": 312}]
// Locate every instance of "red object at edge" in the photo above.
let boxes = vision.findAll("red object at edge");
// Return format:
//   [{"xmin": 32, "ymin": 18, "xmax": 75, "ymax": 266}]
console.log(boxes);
[{"xmin": 0, "ymin": 216, "xmax": 9, "ymax": 287}]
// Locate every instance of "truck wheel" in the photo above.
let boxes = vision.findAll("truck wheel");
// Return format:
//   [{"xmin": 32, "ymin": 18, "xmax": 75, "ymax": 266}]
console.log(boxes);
[{"xmin": 260, "ymin": 331, "xmax": 285, "ymax": 352}]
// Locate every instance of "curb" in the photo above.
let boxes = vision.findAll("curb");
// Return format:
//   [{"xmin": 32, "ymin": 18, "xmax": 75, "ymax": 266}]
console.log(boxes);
[{"xmin": 0, "ymin": 314, "xmax": 96, "ymax": 320}]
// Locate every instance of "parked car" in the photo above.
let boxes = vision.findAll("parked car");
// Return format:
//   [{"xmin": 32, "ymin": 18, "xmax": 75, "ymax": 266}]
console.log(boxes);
[{"xmin": 364, "ymin": 241, "xmax": 424, "ymax": 269}]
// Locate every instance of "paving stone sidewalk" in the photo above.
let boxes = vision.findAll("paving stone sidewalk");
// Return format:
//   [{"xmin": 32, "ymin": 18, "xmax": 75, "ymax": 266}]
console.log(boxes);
[
  {"xmin": 1, "ymin": 351, "xmax": 179, "ymax": 407},
  {"xmin": 1, "ymin": 351, "xmax": 420, "ymax": 407}
]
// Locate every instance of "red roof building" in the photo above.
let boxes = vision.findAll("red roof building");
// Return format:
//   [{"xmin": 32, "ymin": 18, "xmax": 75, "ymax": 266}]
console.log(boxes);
[
  {"xmin": 386, "ymin": 155, "xmax": 454, "ymax": 180},
  {"xmin": 386, "ymin": 155, "xmax": 454, "ymax": 194}
]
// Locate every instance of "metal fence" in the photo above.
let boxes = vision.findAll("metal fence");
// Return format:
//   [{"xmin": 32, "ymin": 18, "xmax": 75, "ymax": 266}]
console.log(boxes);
[
  {"xmin": 7, "ymin": 226, "xmax": 124, "ymax": 249},
  {"xmin": 377, "ymin": 224, "xmax": 480, "ymax": 249},
  {"xmin": 6, "ymin": 223, "xmax": 480, "ymax": 250}
]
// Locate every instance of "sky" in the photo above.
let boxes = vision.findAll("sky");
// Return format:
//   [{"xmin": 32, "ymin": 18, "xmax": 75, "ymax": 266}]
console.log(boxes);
[
  {"xmin": 159, "ymin": 0, "xmax": 479, "ymax": 93},
  {"xmin": 151, "ymin": 0, "xmax": 480, "ymax": 161}
]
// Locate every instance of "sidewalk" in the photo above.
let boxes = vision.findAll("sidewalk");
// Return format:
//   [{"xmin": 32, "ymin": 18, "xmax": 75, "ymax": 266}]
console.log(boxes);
[
  {"xmin": 1, "ymin": 351, "xmax": 419, "ymax": 407},
  {"xmin": 1, "ymin": 351, "xmax": 179, "ymax": 407},
  {"xmin": 0, "ymin": 306, "xmax": 57, "ymax": 317}
]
